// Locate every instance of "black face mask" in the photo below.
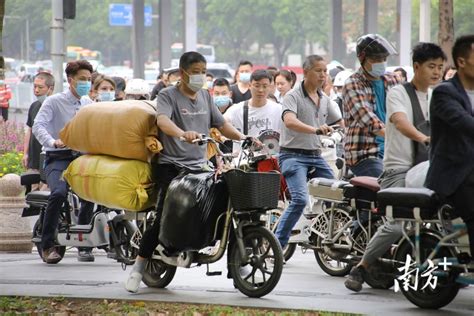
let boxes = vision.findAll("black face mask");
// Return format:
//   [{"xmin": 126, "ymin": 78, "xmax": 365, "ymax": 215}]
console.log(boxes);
[{"xmin": 114, "ymin": 97, "xmax": 123, "ymax": 101}]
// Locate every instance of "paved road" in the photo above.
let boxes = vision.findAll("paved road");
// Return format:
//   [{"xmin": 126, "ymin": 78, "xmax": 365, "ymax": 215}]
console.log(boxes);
[{"xmin": 1, "ymin": 249, "xmax": 473, "ymax": 315}]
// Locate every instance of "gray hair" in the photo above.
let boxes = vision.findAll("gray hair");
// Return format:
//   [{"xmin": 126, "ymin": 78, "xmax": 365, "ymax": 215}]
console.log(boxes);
[{"xmin": 302, "ymin": 55, "xmax": 324, "ymax": 70}]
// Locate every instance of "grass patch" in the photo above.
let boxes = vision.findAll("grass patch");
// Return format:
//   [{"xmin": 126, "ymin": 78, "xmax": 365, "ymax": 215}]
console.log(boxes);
[{"xmin": 0, "ymin": 296, "xmax": 360, "ymax": 315}]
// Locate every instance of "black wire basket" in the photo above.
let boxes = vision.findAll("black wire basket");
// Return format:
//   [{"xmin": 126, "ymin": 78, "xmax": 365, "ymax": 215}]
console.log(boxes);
[{"xmin": 224, "ymin": 169, "xmax": 280, "ymax": 211}]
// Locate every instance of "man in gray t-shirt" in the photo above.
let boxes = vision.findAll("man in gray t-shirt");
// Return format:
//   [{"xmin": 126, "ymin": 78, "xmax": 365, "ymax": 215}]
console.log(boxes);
[
  {"xmin": 125, "ymin": 51, "xmax": 245, "ymax": 294},
  {"xmin": 274, "ymin": 55, "xmax": 343, "ymax": 249}
]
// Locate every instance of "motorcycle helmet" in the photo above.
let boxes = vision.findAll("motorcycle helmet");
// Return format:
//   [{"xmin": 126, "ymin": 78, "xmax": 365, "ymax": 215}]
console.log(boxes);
[
  {"xmin": 333, "ymin": 70, "xmax": 353, "ymax": 87},
  {"xmin": 125, "ymin": 78, "xmax": 150, "ymax": 100},
  {"xmin": 356, "ymin": 34, "xmax": 398, "ymax": 60}
]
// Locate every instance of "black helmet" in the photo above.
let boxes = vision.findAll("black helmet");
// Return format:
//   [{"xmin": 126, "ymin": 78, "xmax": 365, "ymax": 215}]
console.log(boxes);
[{"xmin": 356, "ymin": 34, "xmax": 397, "ymax": 59}]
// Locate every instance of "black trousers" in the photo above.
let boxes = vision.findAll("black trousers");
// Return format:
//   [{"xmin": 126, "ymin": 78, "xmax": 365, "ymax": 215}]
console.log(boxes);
[
  {"xmin": 447, "ymin": 170, "xmax": 474, "ymax": 258},
  {"xmin": 138, "ymin": 164, "xmax": 183, "ymax": 258}
]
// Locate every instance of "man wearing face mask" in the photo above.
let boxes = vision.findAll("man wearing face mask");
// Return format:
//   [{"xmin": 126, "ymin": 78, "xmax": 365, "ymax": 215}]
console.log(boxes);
[
  {"xmin": 230, "ymin": 60, "xmax": 253, "ymax": 104},
  {"xmin": 33, "ymin": 60, "xmax": 95, "ymax": 264},
  {"xmin": 125, "ymin": 51, "xmax": 246, "ymax": 293},
  {"xmin": 343, "ymin": 34, "xmax": 400, "ymax": 177},
  {"xmin": 23, "ymin": 72, "xmax": 55, "ymax": 182}
]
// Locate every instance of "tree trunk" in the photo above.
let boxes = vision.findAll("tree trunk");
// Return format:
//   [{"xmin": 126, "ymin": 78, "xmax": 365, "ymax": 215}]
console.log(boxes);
[
  {"xmin": 438, "ymin": 0, "xmax": 454, "ymax": 66},
  {"xmin": 0, "ymin": 0, "xmax": 5, "ymax": 80}
]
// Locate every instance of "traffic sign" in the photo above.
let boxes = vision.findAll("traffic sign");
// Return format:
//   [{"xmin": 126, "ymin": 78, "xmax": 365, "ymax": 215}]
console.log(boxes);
[{"xmin": 109, "ymin": 3, "xmax": 152, "ymax": 27}]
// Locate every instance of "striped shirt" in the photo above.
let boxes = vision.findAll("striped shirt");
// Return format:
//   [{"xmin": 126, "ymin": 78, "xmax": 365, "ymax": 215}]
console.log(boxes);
[
  {"xmin": 342, "ymin": 68, "xmax": 399, "ymax": 167},
  {"xmin": 0, "ymin": 85, "xmax": 12, "ymax": 108}
]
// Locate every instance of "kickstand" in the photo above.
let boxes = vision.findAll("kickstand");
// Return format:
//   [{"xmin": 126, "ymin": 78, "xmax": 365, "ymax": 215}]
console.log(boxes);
[{"xmin": 206, "ymin": 264, "xmax": 222, "ymax": 276}]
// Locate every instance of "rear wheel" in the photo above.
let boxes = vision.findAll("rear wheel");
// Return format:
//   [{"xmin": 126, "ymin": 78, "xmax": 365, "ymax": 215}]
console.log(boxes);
[
  {"xmin": 229, "ymin": 226, "xmax": 283, "ymax": 298},
  {"xmin": 394, "ymin": 232, "xmax": 459, "ymax": 309},
  {"xmin": 312, "ymin": 207, "xmax": 352, "ymax": 276},
  {"xmin": 32, "ymin": 218, "xmax": 66, "ymax": 262}
]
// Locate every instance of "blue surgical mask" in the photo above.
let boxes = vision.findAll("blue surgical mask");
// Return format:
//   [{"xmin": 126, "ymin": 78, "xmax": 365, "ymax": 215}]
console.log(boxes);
[
  {"xmin": 239, "ymin": 72, "xmax": 251, "ymax": 83},
  {"xmin": 368, "ymin": 61, "xmax": 387, "ymax": 78},
  {"xmin": 207, "ymin": 80, "xmax": 213, "ymax": 89},
  {"xmin": 36, "ymin": 94, "xmax": 47, "ymax": 103},
  {"xmin": 97, "ymin": 91, "xmax": 116, "ymax": 102},
  {"xmin": 0, "ymin": 80, "xmax": 4, "ymax": 85},
  {"xmin": 75, "ymin": 80, "xmax": 91, "ymax": 97},
  {"xmin": 213, "ymin": 95, "xmax": 231, "ymax": 108}
]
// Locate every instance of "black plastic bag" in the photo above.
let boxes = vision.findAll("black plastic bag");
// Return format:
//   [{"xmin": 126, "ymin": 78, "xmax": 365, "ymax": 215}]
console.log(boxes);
[{"xmin": 159, "ymin": 172, "xmax": 228, "ymax": 252}]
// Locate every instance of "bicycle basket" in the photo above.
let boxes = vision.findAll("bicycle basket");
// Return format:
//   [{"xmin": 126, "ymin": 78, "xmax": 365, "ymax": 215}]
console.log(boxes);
[{"xmin": 224, "ymin": 169, "xmax": 280, "ymax": 211}]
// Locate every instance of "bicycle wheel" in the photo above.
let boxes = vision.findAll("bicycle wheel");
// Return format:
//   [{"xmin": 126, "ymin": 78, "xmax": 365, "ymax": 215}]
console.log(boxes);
[
  {"xmin": 312, "ymin": 207, "xmax": 352, "ymax": 276},
  {"xmin": 266, "ymin": 208, "xmax": 296, "ymax": 262},
  {"xmin": 33, "ymin": 218, "xmax": 66, "ymax": 262},
  {"xmin": 113, "ymin": 219, "xmax": 138, "ymax": 265},
  {"xmin": 394, "ymin": 232, "xmax": 459, "ymax": 309},
  {"xmin": 229, "ymin": 225, "xmax": 283, "ymax": 298}
]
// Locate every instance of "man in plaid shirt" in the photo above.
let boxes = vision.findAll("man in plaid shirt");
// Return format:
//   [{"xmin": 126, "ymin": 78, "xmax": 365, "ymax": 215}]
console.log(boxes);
[{"xmin": 343, "ymin": 34, "xmax": 400, "ymax": 177}]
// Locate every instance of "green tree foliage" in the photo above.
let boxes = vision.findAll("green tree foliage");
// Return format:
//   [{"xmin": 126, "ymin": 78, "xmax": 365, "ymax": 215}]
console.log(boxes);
[{"xmin": 2, "ymin": 0, "xmax": 474, "ymax": 68}]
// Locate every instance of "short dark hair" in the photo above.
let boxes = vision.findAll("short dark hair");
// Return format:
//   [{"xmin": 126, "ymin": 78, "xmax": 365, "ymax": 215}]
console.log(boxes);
[
  {"xmin": 206, "ymin": 73, "xmax": 214, "ymax": 79},
  {"xmin": 303, "ymin": 55, "xmax": 324, "ymax": 70},
  {"xmin": 34, "ymin": 72, "xmax": 55, "ymax": 88},
  {"xmin": 412, "ymin": 42, "xmax": 447, "ymax": 65},
  {"xmin": 65, "ymin": 60, "xmax": 93, "ymax": 78},
  {"xmin": 213, "ymin": 78, "xmax": 230, "ymax": 89},
  {"xmin": 111, "ymin": 76, "xmax": 126, "ymax": 92},
  {"xmin": 179, "ymin": 51, "xmax": 206, "ymax": 71},
  {"xmin": 250, "ymin": 69, "xmax": 273, "ymax": 83},
  {"xmin": 393, "ymin": 67, "xmax": 407, "ymax": 79},
  {"xmin": 237, "ymin": 60, "xmax": 253, "ymax": 71},
  {"xmin": 452, "ymin": 35, "xmax": 474, "ymax": 68}
]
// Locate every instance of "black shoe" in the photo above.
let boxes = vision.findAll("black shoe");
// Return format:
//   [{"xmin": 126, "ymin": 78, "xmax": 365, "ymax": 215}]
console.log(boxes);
[
  {"xmin": 107, "ymin": 249, "xmax": 117, "ymax": 260},
  {"xmin": 78, "ymin": 250, "xmax": 95, "ymax": 262},
  {"xmin": 345, "ymin": 266, "xmax": 365, "ymax": 292}
]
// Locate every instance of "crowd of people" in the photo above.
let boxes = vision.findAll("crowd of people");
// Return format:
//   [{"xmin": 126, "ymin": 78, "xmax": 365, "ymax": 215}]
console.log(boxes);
[{"xmin": 12, "ymin": 32, "xmax": 474, "ymax": 294}]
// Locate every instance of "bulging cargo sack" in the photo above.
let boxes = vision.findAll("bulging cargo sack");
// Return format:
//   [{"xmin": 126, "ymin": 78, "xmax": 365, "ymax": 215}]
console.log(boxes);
[
  {"xmin": 59, "ymin": 100, "xmax": 162, "ymax": 162},
  {"xmin": 405, "ymin": 160, "xmax": 429, "ymax": 188},
  {"xmin": 159, "ymin": 172, "xmax": 228, "ymax": 253},
  {"xmin": 63, "ymin": 155, "xmax": 157, "ymax": 212}
]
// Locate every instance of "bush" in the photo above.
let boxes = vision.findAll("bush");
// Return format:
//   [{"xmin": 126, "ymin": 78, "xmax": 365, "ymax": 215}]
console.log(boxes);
[
  {"xmin": 0, "ymin": 151, "xmax": 25, "ymax": 176},
  {"xmin": 0, "ymin": 120, "xmax": 25, "ymax": 154}
]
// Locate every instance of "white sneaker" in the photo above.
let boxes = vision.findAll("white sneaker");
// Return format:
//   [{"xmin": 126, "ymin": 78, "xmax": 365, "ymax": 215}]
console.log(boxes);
[
  {"xmin": 239, "ymin": 265, "xmax": 265, "ymax": 285},
  {"xmin": 125, "ymin": 271, "xmax": 143, "ymax": 293}
]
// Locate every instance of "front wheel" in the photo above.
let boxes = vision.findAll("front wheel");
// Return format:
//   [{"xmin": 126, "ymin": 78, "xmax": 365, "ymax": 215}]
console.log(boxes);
[
  {"xmin": 142, "ymin": 257, "xmax": 177, "ymax": 288},
  {"xmin": 33, "ymin": 217, "xmax": 66, "ymax": 263},
  {"xmin": 229, "ymin": 225, "xmax": 283, "ymax": 298},
  {"xmin": 394, "ymin": 232, "xmax": 459, "ymax": 309},
  {"xmin": 313, "ymin": 235, "xmax": 352, "ymax": 276}
]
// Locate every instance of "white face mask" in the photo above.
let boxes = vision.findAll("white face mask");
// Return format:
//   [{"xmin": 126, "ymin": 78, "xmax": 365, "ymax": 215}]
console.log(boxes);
[
  {"xmin": 185, "ymin": 72, "xmax": 206, "ymax": 92},
  {"xmin": 97, "ymin": 91, "xmax": 116, "ymax": 102}
]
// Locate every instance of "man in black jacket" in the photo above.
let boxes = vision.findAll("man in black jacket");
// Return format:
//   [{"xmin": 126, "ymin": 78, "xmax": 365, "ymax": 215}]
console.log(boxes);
[{"xmin": 426, "ymin": 35, "xmax": 474, "ymax": 277}]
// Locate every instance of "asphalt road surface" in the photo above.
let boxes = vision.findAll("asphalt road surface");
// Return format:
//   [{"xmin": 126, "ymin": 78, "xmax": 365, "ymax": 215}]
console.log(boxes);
[{"xmin": 1, "ymin": 248, "xmax": 473, "ymax": 315}]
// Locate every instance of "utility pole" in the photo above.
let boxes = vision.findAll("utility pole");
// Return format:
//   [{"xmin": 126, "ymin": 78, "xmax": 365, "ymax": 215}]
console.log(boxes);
[
  {"xmin": 419, "ymin": 0, "xmax": 431, "ymax": 42},
  {"xmin": 51, "ymin": 0, "xmax": 64, "ymax": 93},
  {"xmin": 159, "ymin": 0, "xmax": 171, "ymax": 69},
  {"xmin": 132, "ymin": 0, "xmax": 145, "ymax": 79},
  {"xmin": 183, "ymin": 0, "xmax": 197, "ymax": 53},
  {"xmin": 329, "ymin": 0, "xmax": 344, "ymax": 62},
  {"xmin": 397, "ymin": 0, "xmax": 411, "ymax": 66}
]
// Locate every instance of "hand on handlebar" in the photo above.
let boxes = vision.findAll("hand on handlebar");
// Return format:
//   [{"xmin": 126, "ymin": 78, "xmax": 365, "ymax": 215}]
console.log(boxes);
[
  {"xmin": 179, "ymin": 131, "xmax": 202, "ymax": 144},
  {"xmin": 242, "ymin": 136, "xmax": 262, "ymax": 150},
  {"xmin": 317, "ymin": 124, "xmax": 333, "ymax": 136},
  {"xmin": 321, "ymin": 138, "xmax": 335, "ymax": 148}
]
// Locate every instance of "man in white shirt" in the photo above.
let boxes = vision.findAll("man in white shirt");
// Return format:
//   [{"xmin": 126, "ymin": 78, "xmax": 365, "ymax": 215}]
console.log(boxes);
[
  {"xmin": 345, "ymin": 42, "xmax": 447, "ymax": 292},
  {"xmin": 224, "ymin": 70, "xmax": 282, "ymax": 152}
]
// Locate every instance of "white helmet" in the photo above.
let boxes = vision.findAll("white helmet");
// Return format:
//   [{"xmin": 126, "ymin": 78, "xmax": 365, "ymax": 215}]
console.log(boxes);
[
  {"xmin": 333, "ymin": 70, "xmax": 353, "ymax": 87},
  {"xmin": 125, "ymin": 78, "xmax": 150, "ymax": 99}
]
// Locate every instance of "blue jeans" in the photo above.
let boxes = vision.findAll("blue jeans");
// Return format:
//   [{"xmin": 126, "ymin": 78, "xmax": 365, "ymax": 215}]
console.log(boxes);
[
  {"xmin": 349, "ymin": 157, "xmax": 383, "ymax": 178},
  {"xmin": 275, "ymin": 153, "xmax": 335, "ymax": 248}
]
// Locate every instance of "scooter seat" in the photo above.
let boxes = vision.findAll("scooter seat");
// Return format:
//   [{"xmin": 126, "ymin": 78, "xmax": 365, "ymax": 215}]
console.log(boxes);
[
  {"xmin": 377, "ymin": 188, "xmax": 441, "ymax": 220},
  {"xmin": 26, "ymin": 191, "xmax": 50, "ymax": 206},
  {"xmin": 20, "ymin": 172, "xmax": 41, "ymax": 186},
  {"xmin": 349, "ymin": 176, "xmax": 380, "ymax": 192},
  {"xmin": 343, "ymin": 184, "xmax": 377, "ymax": 210}
]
